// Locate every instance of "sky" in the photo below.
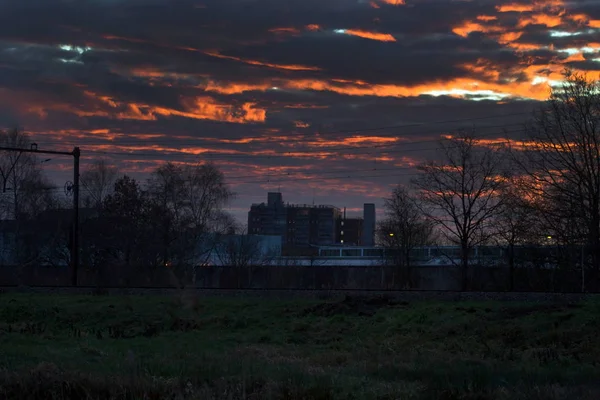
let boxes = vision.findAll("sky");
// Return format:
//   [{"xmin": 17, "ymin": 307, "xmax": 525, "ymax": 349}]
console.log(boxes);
[{"xmin": 0, "ymin": 0, "xmax": 599, "ymax": 223}]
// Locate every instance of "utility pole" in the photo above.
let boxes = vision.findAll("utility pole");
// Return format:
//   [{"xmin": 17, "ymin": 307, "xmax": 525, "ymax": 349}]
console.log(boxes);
[
  {"xmin": 0, "ymin": 144, "xmax": 81, "ymax": 286},
  {"xmin": 581, "ymin": 244, "xmax": 585, "ymax": 293},
  {"xmin": 72, "ymin": 147, "xmax": 80, "ymax": 287}
]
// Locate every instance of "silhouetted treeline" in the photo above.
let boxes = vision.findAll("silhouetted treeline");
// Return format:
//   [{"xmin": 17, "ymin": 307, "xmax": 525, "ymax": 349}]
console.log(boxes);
[
  {"xmin": 378, "ymin": 71, "xmax": 600, "ymax": 290},
  {"xmin": 1, "ymin": 71, "xmax": 600, "ymax": 292}
]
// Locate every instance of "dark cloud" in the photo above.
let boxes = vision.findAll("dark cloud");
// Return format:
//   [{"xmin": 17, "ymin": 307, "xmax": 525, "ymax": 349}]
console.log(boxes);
[{"xmin": 0, "ymin": 0, "xmax": 598, "ymax": 222}]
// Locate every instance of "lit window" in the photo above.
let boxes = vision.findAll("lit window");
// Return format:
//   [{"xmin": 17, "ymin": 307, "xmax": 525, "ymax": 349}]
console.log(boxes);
[{"xmin": 341, "ymin": 230, "xmax": 344, "ymax": 235}]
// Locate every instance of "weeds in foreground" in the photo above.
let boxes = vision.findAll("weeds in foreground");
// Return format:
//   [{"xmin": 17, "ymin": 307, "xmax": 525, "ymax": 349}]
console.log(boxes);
[
  {"xmin": 3, "ymin": 362, "xmax": 600, "ymax": 400},
  {"xmin": 1, "ymin": 294, "xmax": 600, "ymax": 399}
]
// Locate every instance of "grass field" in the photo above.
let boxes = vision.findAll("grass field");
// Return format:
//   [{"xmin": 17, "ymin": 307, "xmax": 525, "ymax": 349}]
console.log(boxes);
[{"xmin": 1, "ymin": 292, "xmax": 599, "ymax": 399}]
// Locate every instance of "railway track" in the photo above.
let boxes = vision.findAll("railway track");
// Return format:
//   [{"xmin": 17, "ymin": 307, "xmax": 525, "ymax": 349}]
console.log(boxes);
[{"xmin": 0, "ymin": 286, "xmax": 596, "ymax": 302}]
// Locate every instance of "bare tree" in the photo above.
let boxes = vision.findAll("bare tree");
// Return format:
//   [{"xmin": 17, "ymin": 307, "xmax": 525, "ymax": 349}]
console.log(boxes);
[
  {"xmin": 0, "ymin": 128, "xmax": 59, "ymax": 267},
  {"xmin": 183, "ymin": 162, "xmax": 235, "ymax": 232},
  {"xmin": 412, "ymin": 133, "xmax": 507, "ymax": 290},
  {"xmin": 215, "ymin": 228, "xmax": 276, "ymax": 268},
  {"xmin": 0, "ymin": 128, "xmax": 42, "ymax": 220},
  {"xmin": 377, "ymin": 185, "xmax": 434, "ymax": 287},
  {"xmin": 516, "ymin": 71, "xmax": 600, "ymax": 271},
  {"xmin": 493, "ymin": 177, "xmax": 540, "ymax": 290},
  {"xmin": 81, "ymin": 159, "xmax": 118, "ymax": 209}
]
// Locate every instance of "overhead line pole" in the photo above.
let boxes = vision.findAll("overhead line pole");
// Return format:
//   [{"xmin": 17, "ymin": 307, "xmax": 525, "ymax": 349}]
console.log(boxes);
[
  {"xmin": 0, "ymin": 145, "xmax": 81, "ymax": 286},
  {"xmin": 72, "ymin": 147, "xmax": 80, "ymax": 287}
]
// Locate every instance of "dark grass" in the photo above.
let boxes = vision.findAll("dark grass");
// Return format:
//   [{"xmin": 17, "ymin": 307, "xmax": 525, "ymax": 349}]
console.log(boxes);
[{"xmin": 1, "ymin": 292, "xmax": 600, "ymax": 399}]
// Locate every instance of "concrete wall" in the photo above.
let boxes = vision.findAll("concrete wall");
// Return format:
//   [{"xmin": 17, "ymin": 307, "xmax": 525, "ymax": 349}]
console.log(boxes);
[{"xmin": 0, "ymin": 265, "xmax": 596, "ymax": 292}]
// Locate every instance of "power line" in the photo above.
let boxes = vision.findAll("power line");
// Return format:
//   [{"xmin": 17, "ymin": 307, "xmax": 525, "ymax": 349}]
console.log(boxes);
[
  {"xmin": 219, "ymin": 128, "xmax": 526, "ymax": 183},
  {"xmin": 32, "ymin": 111, "xmax": 532, "ymax": 153},
  {"xmin": 230, "ymin": 170, "xmax": 421, "ymax": 186},
  {"xmin": 4, "ymin": 117, "xmax": 531, "ymax": 191},
  {"xmin": 19, "ymin": 126, "xmax": 527, "ymax": 187},
  {"xmin": 32, "ymin": 169, "xmax": 419, "ymax": 194},
  {"xmin": 79, "ymin": 124, "xmax": 528, "ymax": 161}
]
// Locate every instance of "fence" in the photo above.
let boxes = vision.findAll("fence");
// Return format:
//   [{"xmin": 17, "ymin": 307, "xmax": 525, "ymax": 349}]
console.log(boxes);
[{"xmin": 0, "ymin": 264, "xmax": 596, "ymax": 292}]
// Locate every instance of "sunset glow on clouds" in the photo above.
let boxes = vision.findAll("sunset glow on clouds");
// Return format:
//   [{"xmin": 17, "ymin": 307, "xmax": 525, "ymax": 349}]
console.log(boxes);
[{"xmin": 0, "ymin": 0, "xmax": 599, "ymax": 221}]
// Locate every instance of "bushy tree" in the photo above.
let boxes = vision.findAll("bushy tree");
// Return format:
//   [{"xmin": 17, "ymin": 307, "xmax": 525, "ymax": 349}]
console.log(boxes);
[
  {"xmin": 101, "ymin": 175, "xmax": 151, "ymax": 268},
  {"xmin": 86, "ymin": 162, "xmax": 234, "ymax": 276},
  {"xmin": 146, "ymin": 162, "xmax": 234, "ymax": 267}
]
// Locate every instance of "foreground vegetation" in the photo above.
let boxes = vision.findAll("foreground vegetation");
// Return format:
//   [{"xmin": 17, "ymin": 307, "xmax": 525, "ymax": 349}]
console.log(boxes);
[{"xmin": 1, "ymin": 293, "xmax": 600, "ymax": 399}]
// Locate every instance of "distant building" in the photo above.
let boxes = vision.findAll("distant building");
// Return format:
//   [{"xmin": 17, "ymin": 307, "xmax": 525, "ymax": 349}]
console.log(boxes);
[
  {"xmin": 248, "ymin": 192, "xmax": 341, "ymax": 249},
  {"xmin": 336, "ymin": 216, "xmax": 363, "ymax": 245},
  {"xmin": 285, "ymin": 204, "xmax": 340, "ymax": 247},
  {"xmin": 248, "ymin": 192, "xmax": 287, "ymax": 241},
  {"xmin": 362, "ymin": 203, "xmax": 376, "ymax": 246}
]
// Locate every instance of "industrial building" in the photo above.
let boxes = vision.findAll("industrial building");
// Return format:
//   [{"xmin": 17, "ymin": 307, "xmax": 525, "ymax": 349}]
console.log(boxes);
[
  {"xmin": 336, "ymin": 216, "xmax": 363, "ymax": 245},
  {"xmin": 247, "ymin": 192, "xmax": 286, "ymax": 238},
  {"xmin": 248, "ymin": 192, "xmax": 375, "ymax": 250}
]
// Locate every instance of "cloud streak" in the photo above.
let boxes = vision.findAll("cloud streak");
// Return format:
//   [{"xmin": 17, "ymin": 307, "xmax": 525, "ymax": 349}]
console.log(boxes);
[{"xmin": 0, "ymin": 0, "xmax": 598, "ymax": 221}]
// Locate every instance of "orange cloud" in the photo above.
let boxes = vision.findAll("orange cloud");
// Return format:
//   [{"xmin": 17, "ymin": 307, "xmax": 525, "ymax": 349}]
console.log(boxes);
[
  {"xmin": 563, "ymin": 14, "xmax": 600, "ymax": 29},
  {"xmin": 65, "ymin": 91, "xmax": 268, "ymax": 124},
  {"xmin": 563, "ymin": 52, "xmax": 586, "ymax": 63},
  {"xmin": 175, "ymin": 97, "xmax": 266, "ymax": 124},
  {"xmin": 517, "ymin": 13, "xmax": 563, "ymax": 28},
  {"xmin": 380, "ymin": 0, "xmax": 405, "ymax": 5},
  {"xmin": 305, "ymin": 24, "xmax": 321, "ymax": 31},
  {"xmin": 394, "ymin": 156, "xmax": 420, "ymax": 168},
  {"xmin": 269, "ymin": 27, "xmax": 301, "ymax": 35},
  {"xmin": 452, "ymin": 22, "xmax": 504, "ymax": 38},
  {"xmin": 498, "ymin": 32, "xmax": 523, "ymax": 44},
  {"xmin": 204, "ymin": 81, "xmax": 272, "ymax": 94},
  {"xmin": 294, "ymin": 121, "xmax": 310, "ymax": 128},
  {"xmin": 496, "ymin": 3, "xmax": 534, "ymax": 12},
  {"xmin": 344, "ymin": 29, "xmax": 396, "ymax": 42},
  {"xmin": 203, "ymin": 135, "xmax": 301, "ymax": 145},
  {"xmin": 283, "ymin": 77, "xmax": 553, "ymax": 100},
  {"xmin": 306, "ymin": 136, "xmax": 400, "ymax": 148},
  {"xmin": 452, "ymin": 0, "xmax": 600, "ymax": 70},
  {"xmin": 477, "ymin": 15, "xmax": 498, "ymax": 22},
  {"xmin": 569, "ymin": 14, "xmax": 589, "ymax": 24},
  {"xmin": 192, "ymin": 73, "xmax": 561, "ymax": 101},
  {"xmin": 283, "ymin": 104, "xmax": 330, "ymax": 109},
  {"xmin": 203, "ymin": 51, "xmax": 321, "ymax": 71},
  {"xmin": 460, "ymin": 59, "xmax": 502, "ymax": 81},
  {"xmin": 370, "ymin": 1, "xmax": 380, "ymax": 8}
]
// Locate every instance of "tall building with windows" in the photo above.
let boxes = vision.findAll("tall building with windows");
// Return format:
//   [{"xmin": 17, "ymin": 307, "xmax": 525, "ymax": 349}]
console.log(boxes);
[
  {"xmin": 248, "ymin": 192, "xmax": 287, "ymax": 242},
  {"xmin": 248, "ymin": 193, "xmax": 341, "ymax": 248},
  {"xmin": 336, "ymin": 216, "xmax": 364, "ymax": 245},
  {"xmin": 284, "ymin": 204, "xmax": 340, "ymax": 247}
]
